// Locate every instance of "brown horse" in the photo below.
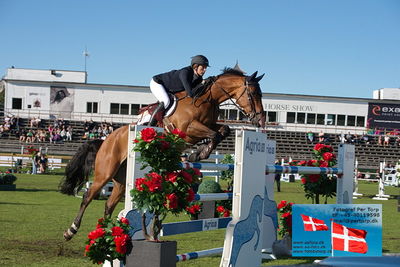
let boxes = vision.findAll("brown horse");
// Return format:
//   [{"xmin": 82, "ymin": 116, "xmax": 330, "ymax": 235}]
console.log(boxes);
[{"xmin": 59, "ymin": 68, "xmax": 265, "ymax": 240}]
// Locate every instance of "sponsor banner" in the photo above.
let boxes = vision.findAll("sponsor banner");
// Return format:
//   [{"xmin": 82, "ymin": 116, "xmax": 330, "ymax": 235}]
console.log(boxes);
[
  {"xmin": 367, "ymin": 102, "xmax": 400, "ymax": 129},
  {"xmin": 292, "ymin": 204, "xmax": 382, "ymax": 257}
]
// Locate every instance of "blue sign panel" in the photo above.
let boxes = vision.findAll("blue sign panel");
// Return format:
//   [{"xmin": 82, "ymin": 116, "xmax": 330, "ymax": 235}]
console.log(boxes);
[{"xmin": 292, "ymin": 204, "xmax": 382, "ymax": 257}]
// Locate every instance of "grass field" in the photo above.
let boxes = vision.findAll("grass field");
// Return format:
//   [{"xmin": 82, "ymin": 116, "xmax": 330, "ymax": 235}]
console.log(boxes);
[{"xmin": 0, "ymin": 172, "xmax": 398, "ymax": 267}]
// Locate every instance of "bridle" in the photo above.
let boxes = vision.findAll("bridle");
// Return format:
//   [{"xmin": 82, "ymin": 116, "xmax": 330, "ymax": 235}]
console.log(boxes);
[{"xmin": 218, "ymin": 80, "xmax": 263, "ymax": 121}]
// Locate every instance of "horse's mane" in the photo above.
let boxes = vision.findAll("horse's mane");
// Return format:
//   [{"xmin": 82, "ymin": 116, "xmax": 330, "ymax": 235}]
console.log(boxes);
[{"xmin": 220, "ymin": 67, "xmax": 246, "ymax": 77}]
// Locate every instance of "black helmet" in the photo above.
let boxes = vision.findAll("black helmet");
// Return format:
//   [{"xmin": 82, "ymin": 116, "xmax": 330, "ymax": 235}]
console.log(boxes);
[{"xmin": 191, "ymin": 55, "xmax": 209, "ymax": 67}]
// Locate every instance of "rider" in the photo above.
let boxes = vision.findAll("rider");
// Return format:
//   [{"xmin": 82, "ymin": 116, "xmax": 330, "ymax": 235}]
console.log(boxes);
[{"xmin": 149, "ymin": 55, "xmax": 210, "ymax": 123}]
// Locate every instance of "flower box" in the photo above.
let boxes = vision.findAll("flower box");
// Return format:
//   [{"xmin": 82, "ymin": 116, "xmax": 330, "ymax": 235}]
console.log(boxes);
[
  {"xmin": 125, "ymin": 240, "xmax": 177, "ymax": 267},
  {"xmin": 0, "ymin": 184, "xmax": 16, "ymax": 191}
]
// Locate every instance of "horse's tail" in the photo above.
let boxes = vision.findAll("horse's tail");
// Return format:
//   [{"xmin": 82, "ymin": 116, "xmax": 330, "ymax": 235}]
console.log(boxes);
[{"xmin": 59, "ymin": 139, "xmax": 104, "ymax": 195}]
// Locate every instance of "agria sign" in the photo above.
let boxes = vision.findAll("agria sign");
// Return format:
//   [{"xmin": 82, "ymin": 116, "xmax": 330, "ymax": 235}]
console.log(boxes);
[{"xmin": 245, "ymin": 137, "xmax": 265, "ymax": 155}]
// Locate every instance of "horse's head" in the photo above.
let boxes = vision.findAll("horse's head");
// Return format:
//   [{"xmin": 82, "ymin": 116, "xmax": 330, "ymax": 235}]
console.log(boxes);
[{"xmin": 214, "ymin": 69, "xmax": 266, "ymax": 128}]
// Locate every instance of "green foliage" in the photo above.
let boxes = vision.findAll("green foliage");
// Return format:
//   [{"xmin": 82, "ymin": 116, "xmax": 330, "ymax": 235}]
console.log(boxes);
[
  {"xmin": 84, "ymin": 217, "xmax": 131, "ymax": 265},
  {"xmin": 0, "ymin": 173, "xmax": 17, "ymax": 185},
  {"xmin": 220, "ymin": 154, "xmax": 234, "ymax": 189},
  {"xmin": 131, "ymin": 128, "xmax": 201, "ymax": 241},
  {"xmin": 294, "ymin": 143, "xmax": 337, "ymax": 204},
  {"xmin": 198, "ymin": 179, "xmax": 222, "ymax": 194}
]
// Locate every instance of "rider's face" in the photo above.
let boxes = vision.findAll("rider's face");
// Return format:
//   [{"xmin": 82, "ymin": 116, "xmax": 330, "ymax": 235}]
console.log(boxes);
[{"xmin": 194, "ymin": 65, "xmax": 207, "ymax": 77}]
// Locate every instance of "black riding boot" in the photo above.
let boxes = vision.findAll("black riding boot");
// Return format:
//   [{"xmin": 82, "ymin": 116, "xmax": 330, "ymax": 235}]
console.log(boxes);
[{"xmin": 149, "ymin": 102, "xmax": 165, "ymax": 126}]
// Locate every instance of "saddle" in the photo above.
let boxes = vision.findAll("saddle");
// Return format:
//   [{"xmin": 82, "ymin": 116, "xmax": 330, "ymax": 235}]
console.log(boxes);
[{"xmin": 138, "ymin": 94, "xmax": 177, "ymax": 127}]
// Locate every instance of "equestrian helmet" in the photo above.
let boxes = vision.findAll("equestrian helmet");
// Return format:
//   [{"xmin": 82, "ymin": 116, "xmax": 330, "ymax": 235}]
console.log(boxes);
[{"xmin": 191, "ymin": 55, "xmax": 209, "ymax": 67}]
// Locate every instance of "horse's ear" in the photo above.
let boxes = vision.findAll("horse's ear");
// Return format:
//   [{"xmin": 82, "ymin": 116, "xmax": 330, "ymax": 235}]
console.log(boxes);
[
  {"xmin": 255, "ymin": 73, "xmax": 265, "ymax": 83},
  {"xmin": 246, "ymin": 71, "xmax": 258, "ymax": 82}
]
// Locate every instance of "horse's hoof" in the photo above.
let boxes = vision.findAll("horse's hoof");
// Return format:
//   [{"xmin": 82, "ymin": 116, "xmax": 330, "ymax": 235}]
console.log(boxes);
[
  {"xmin": 63, "ymin": 231, "xmax": 73, "ymax": 241},
  {"xmin": 188, "ymin": 153, "xmax": 200, "ymax": 162}
]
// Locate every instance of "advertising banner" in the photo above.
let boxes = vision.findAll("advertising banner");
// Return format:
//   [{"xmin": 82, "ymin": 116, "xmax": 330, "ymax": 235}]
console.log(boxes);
[
  {"xmin": 367, "ymin": 102, "xmax": 400, "ymax": 129},
  {"xmin": 292, "ymin": 204, "xmax": 382, "ymax": 257},
  {"xmin": 50, "ymin": 86, "xmax": 74, "ymax": 118}
]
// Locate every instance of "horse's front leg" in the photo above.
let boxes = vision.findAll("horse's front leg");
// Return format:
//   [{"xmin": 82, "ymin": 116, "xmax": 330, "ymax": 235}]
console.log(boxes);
[{"xmin": 186, "ymin": 121, "xmax": 230, "ymax": 161}]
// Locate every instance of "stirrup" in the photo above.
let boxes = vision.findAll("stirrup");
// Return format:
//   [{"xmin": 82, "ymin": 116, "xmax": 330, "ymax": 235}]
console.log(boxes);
[{"xmin": 149, "ymin": 102, "xmax": 165, "ymax": 126}]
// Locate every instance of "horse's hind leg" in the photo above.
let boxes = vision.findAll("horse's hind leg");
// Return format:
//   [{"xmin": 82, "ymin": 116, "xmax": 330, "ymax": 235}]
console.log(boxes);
[
  {"xmin": 104, "ymin": 161, "xmax": 126, "ymax": 216},
  {"xmin": 64, "ymin": 161, "xmax": 122, "ymax": 241}
]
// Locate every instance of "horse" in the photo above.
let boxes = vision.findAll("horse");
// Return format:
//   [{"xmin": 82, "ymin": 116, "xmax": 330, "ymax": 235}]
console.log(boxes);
[{"xmin": 59, "ymin": 68, "xmax": 266, "ymax": 240}]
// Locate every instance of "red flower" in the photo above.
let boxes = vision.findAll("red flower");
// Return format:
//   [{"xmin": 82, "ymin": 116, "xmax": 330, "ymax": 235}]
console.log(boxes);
[
  {"xmin": 314, "ymin": 143, "xmax": 325, "ymax": 151},
  {"xmin": 160, "ymin": 140, "xmax": 170, "ymax": 150},
  {"xmin": 114, "ymin": 234, "xmax": 129, "ymax": 254},
  {"xmin": 186, "ymin": 204, "xmax": 201, "ymax": 214},
  {"xmin": 166, "ymin": 193, "xmax": 178, "ymax": 209},
  {"xmin": 141, "ymin": 128, "xmax": 157, "ymax": 143},
  {"xmin": 282, "ymin": 212, "xmax": 291, "ymax": 218},
  {"xmin": 85, "ymin": 244, "xmax": 91, "ymax": 252},
  {"xmin": 145, "ymin": 172, "xmax": 163, "ymax": 192},
  {"xmin": 133, "ymin": 139, "xmax": 139, "ymax": 143},
  {"xmin": 120, "ymin": 217, "xmax": 129, "ymax": 225},
  {"xmin": 88, "ymin": 228, "xmax": 105, "ymax": 240},
  {"xmin": 172, "ymin": 128, "xmax": 186, "ymax": 139},
  {"xmin": 96, "ymin": 218, "xmax": 105, "ymax": 228},
  {"xmin": 135, "ymin": 178, "xmax": 146, "ymax": 191},
  {"xmin": 112, "ymin": 226, "xmax": 124, "ymax": 236},
  {"xmin": 186, "ymin": 188, "xmax": 195, "ymax": 202},
  {"xmin": 318, "ymin": 160, "xmax": 328, "ymax": 167},
  {"xmin": 223, "ymin": 209, "xmax": 231, "ymax": 217},
  {"xmin": 277, "ymin": 200, "xmax": 287, "ymax": 210},
  {"xmin": 322, "ymin": 152, "xmax": 335, "ymax": 162},
  {"xmin": 216, "ymin": 205, "xmax": 225, "ymax": 213},
  {"xmin": 298, "ymin": 160, "xmax": 307, "ymax": 166},
  {"xmin": 180, "ymin": 170, "xmax": 192, "ymax": 183},
  {"xmin": 301, "ymin": 177, "xmax": 307, "ymax": 184},
  {"xmin": 309, "ymin": 174, "xmax": 320, "ymax": 183},
  {"xmin": 166, "ymin": 172, "xmax": 178, "ymax": 183},
  {"xmin": 307, "ymin": 160, "xmax": 318, "ymax": 166},
  {"xmin": 192, "ymin": 168, "xmax": 202, "ymax": 176}
]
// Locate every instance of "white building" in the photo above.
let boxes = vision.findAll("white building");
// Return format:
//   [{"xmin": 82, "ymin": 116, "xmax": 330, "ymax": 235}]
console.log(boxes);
[{"xmin": 2, "ymin": 68, "xmax": 399, "ymax": 134}]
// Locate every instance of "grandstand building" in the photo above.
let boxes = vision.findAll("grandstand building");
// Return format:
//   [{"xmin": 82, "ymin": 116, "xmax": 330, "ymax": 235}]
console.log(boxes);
[{"xmin": 1, "ymin": 68, "xmax": 399, "ymax": 168}]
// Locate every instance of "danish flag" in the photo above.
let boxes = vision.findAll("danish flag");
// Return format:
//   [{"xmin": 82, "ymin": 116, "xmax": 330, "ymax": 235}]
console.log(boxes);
[
  {"xmin": 331, "ymin": 222, "xmax": 368, "ymax": 254},
  {"xmin": 300, "ymin": 214, "xmax": 328, "ymax": 231}
]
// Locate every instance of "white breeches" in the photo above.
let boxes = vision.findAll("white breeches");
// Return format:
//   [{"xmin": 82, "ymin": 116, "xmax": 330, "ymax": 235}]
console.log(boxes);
[{"xmin": 150, "ymin": 79, "xmax": 170, "ymax": 107}]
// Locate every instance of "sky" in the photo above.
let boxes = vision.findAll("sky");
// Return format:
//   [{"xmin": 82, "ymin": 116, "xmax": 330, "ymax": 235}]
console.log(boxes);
[{"xmin": 1, "ymin": 0, "xmax": 399, "ymax": 99}]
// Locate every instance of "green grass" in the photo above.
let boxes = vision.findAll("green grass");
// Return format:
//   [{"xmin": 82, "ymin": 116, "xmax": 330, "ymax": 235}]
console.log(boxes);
[{"xmin": 0, "ymin": 174, "xmax": 398, "ymax": 267}]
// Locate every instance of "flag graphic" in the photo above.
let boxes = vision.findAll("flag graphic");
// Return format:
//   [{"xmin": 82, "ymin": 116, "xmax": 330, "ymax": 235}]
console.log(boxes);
[
  {"xmin": 300, "ymin": 214, "xmax": 329, "ymax": 231},
  {"xmin": 332, "ymin": 222, "xmax": 368, "ymax": 254}
]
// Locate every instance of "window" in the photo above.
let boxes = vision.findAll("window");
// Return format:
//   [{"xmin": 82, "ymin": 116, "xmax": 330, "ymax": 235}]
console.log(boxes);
[
  {"xmin": 326, "ymin": 114, "xmax": 336, "ymax": 125},
  {"xmin": 120, "ymin": 104, "xmax": 129, "ymax": 115},
  {"xmin": 286, "ymin": 112, "xmax": 295, "ymax": 123},
  {"xmin": 218, "ymin": 109, "xmax": 227, "ymax": 120},
  {"xmin": 12, "ymin": 98, "xmax": 22, "ymax": 109},
  {"xmin": 110, "ymin": 103, "xmax": 120, "ymax": 114},
  {"xmin": 131, "ymin": 104, "xmax": 140, "ymax": 115},
  {"xmin": 297, "ymin": 113, "xmax": 306, "ymax": 124},
  {"xmin": 317, "ymin": 114, "xmax": 325, "ymax": 125},
  {"xmin": 86, "ymin": 102, "xmax": 98, "ymax": 113},
  {"xmin": 337, "ymin": 115, "xmax": 346, "ymax": 126},
  {"xmin": 228, "ymin": 109, "xmax": 238, "ymax": 120},
  {"xmin": 110, "ymin": 103, "xmax": 129, "ymax": 115},
  {"xmin": 239, "ymin": 110, "xmax": 246, "ymax": 120},
  {"xmin": 347, "ymin": 115, "xmax": 356, "ymax": 126},
  {"xmin": 267, "ymin": 111, "xmax": 277, "ymax": 123},
  {"xmin": 356, "ymin": 116, "xmax": 365, "ymax": 127},
  {"xmin": 307, "ymin": 113, "xmax": 316, "ymax": 124}
]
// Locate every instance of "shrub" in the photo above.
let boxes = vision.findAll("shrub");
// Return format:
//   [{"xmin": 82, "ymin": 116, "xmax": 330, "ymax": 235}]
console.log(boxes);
[
  {"xmin": 198, "ymin": 179, "xmax": 222, "ymax": 194},
  {"xmin": 0, "ymin": 173, "xmax": 17, "ymax": 185}
]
